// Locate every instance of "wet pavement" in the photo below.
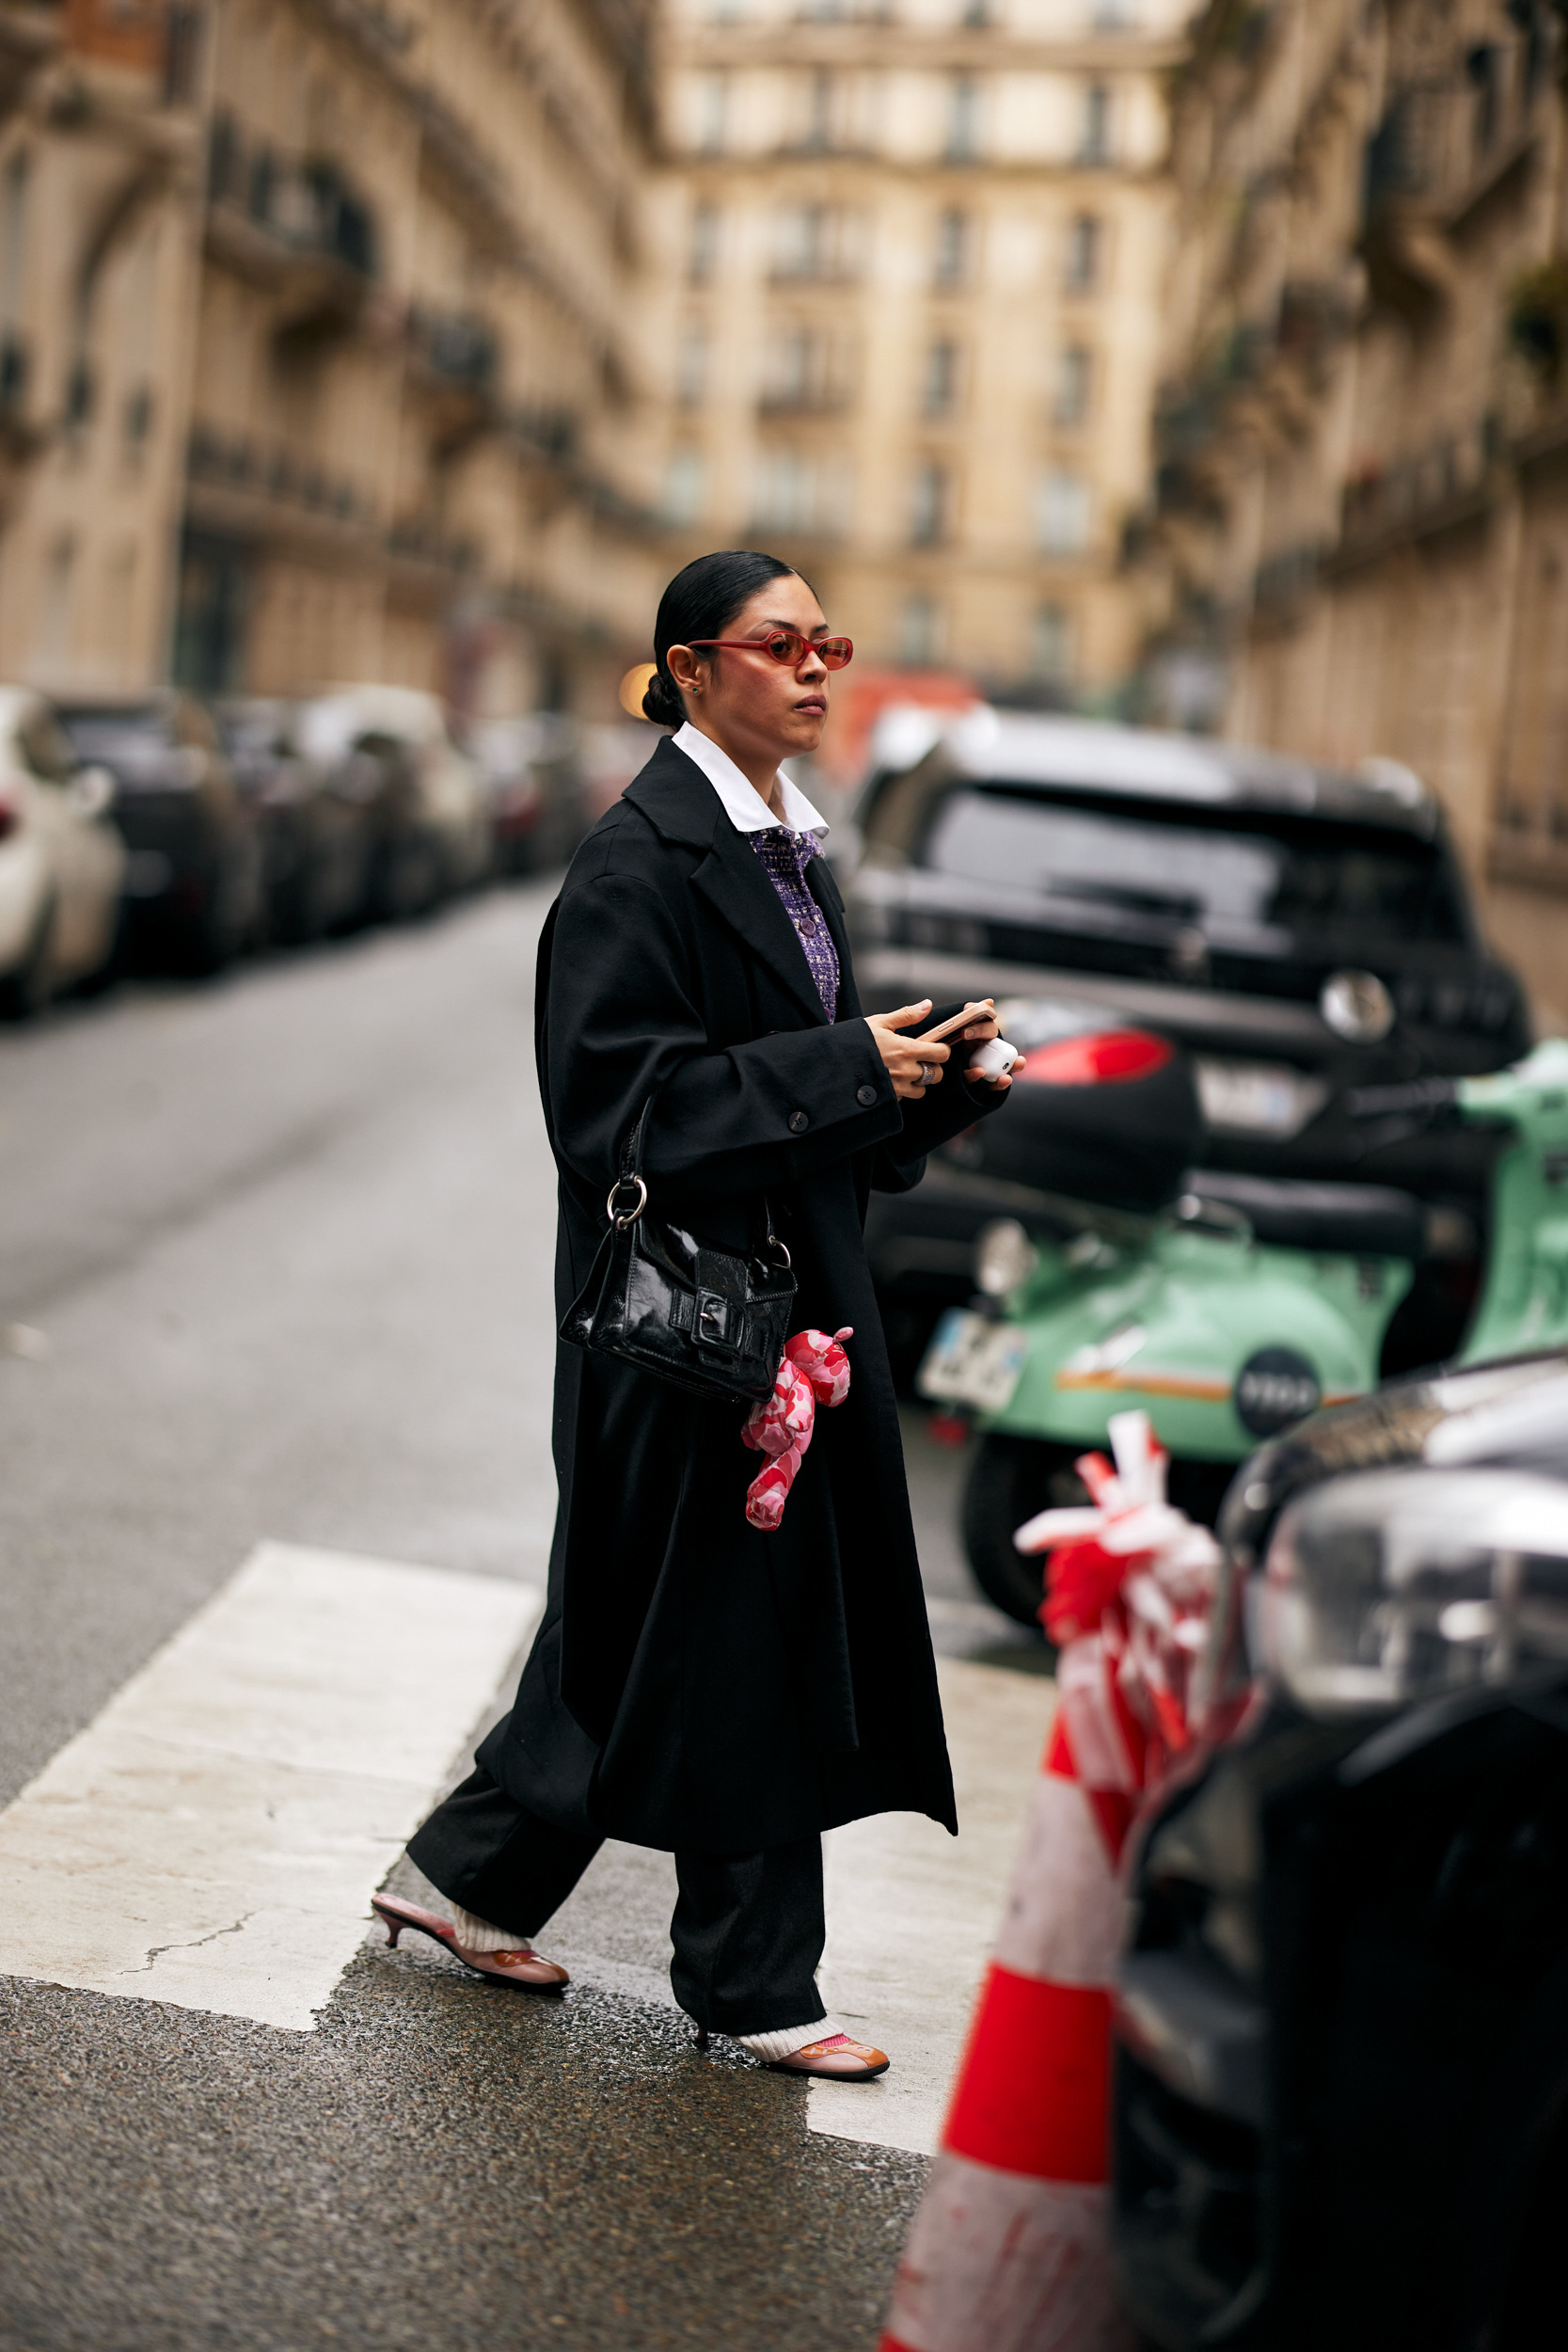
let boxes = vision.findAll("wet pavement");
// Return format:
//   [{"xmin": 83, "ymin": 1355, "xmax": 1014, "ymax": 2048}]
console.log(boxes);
[
  {"xmin": 0, "ymin": 885, "xmax": 1044, "ymax": 2351},
  {"xmin": 0, "ymin": 1965, "xmax": 925, "ymax": 2352}
]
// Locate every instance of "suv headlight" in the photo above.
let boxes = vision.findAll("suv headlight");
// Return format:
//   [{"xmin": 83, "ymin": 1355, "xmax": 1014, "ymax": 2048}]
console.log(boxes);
[{"xmin": 1259, "ymin": 1466, "xmax": 1568, "ymax": 1717}]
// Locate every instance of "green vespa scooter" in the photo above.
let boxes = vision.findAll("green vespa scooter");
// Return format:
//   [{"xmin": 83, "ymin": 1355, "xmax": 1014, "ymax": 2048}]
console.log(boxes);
[{"xmin": 920, "ymin": 1029, "xmax": 1568, "ymax": 1625}]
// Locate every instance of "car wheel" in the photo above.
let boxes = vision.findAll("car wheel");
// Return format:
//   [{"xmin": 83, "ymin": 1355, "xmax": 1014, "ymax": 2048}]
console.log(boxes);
[
  {"xmin": 961, "ymin": 1434, "xmax": 1089, "ymax": 1632},
  {"xmin": 182, "ymin": 905, "xmax": 236, "ymax": 977},
  {"xmin": 0, "ymin": 899, "xmax": 55, "ymax": 1019}
]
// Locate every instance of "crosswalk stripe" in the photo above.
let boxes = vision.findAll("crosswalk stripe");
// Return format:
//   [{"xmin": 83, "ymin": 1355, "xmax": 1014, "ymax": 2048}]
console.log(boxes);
[{"xmin": 0, "ymin": 1542, "xmax": 540, "ymax": 2031}]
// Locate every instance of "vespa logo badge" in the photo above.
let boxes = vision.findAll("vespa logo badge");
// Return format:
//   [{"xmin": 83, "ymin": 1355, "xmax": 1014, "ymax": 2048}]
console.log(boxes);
[{"xmin": 1234, "ymin": 1346, "xmax": 1321, "ymax": 1437}]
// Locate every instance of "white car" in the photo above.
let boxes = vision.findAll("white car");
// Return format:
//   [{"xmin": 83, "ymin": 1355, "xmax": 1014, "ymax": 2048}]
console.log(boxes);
[
  {"xmin": 0, "ymin": 688, "xmax": 126, "ymax": 1014},
  {"xmin": 298, "ymin": 686, "xmax": 492, "ymax": 902}
]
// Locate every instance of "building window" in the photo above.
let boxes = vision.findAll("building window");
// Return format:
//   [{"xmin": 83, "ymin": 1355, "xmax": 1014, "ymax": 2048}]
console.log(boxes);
[
  {"xmin": 689, "ymin": 200, "xmax": 721, "ymax": 284},
  {"xmin": 761, "ymin": 326, "xmax": 851, "ymax": 412},
  {"xmin": 805, "ymin": 68, "xmax": 836, "ymax": 151},
  {"xmin": 771, "ymin": 204, "xmax": 862, "ymax": 282},
  {"xmin": 1065, "ymin": 212, "xmax": 1101, "ymax": 292},
  {"xmin": 1038, "ymin": 469, "xmax": 1090, "ymax": 553},
  {"xmin": 750, "ymin": 451, "xmax": 849, "ymax": 533},
  {"xmin": 933, "ymin": 206, "xmax": 971, "ymax": 288},
  {"xmin": 172, "ymin": 532, "xmax": 249, "ymax": 694},
  {"xmin": 911, "ymin": 460, "xmax": 949, "ymax": 545},
  {"xmin": 0, "ymin": 147, "xmax": 29, "ymax": 374},
  {"xmin": 0, "ymin": 149, "xmax": 29, "ymax": 326},
  {"xmin": 663, "ymin": 447, "xmax": 706, "ymax": 526},
  {"xmin": 1053, "ymin": 343, "xmax": 1092, "ymax": 426},
  {"xmin": 696, "ymin": 72, "xmax": 729, "ymax": 154},
  {"xmin": 122, "ymin": 382, "xmax": 155, "ymax": 449},
  {"xmin": 677, "ymin": 324, "xmax": 706, "ymax": 405},
  {"xmin": 947, "ymin": 77, "xmax": 980, "ymax": 162},
  {"xmin": 923, "ymin": 339, "xmax": 958, "ymax": 417},
  {"xmin": 39, "ymin": 532, "xmax": 76, "ymax": 674},
  {"xmin": 900, "ymin": 594, "xmax": 942, "ymax": 664},
  {"xmin": 1079, "ymin": 82, "xmax": 1111, "ymax": 167},
  {"xmin": 1032, "ymin": 602, "xmax": 1073, "ymax": 683},
  {"xmin": 1467, "ymin": 41, "xmax": 1501, "ymax": 157}
]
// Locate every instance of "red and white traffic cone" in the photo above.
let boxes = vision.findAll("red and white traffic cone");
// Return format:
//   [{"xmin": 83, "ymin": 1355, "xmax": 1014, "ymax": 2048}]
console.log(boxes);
[
  {"xmin": 879, "ymin": 1698, "xmax": 1140, "ymax": 2352},
  {"xmin": 879, "ymin": 1411, "xmax": 1217, "ymax": 2352}
]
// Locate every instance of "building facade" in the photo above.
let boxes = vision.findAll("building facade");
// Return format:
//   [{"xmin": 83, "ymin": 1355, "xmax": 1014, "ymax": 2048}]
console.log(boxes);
[
  {"xmin": 648, "ymin": 0, "xmax": 1187, "ymax": 713},
  {"xmin": 1147, "ymin": 0, "xmax": 1568, "ymax": 1027},
  {"xmin": 0, "ymin": 0, "xmax": 660, "ymax": 722}
]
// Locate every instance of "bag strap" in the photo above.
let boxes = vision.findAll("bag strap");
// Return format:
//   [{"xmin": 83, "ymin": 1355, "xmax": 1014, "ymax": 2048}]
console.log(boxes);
[{"xmin": 609, "ymin": 1092, "xmax": 790, "ymax": 1272}]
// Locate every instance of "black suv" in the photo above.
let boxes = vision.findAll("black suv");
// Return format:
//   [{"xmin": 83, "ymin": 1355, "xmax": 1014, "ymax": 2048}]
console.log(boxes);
[
  {"xmin": 847, "ymin": 711, "xmax": 1528, "ymax": 1361},
  {"xmin": 1112, "ymin": 1349, "xmax": 1568, "ymax": 2352}
]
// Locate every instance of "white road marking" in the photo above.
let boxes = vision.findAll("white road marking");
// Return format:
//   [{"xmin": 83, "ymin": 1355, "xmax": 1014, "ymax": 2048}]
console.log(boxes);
[
  {"xmin": 811, "ymin": 1655, "xmax": 1055, "ymax": 2155},
  {"xmin": 0, "ymin": 1542, "xmax": 540, "ymax": 2032}
]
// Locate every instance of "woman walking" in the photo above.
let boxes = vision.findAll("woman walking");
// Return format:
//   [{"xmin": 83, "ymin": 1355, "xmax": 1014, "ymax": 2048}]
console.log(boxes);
[{"xmin": 375, "ymin": 550, "xmax": 1011, "ymax": 2079}]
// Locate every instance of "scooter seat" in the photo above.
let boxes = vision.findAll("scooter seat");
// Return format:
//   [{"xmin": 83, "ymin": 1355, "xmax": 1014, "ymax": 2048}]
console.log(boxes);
[{"xmin": 1184, "ymin": 1171, "xmax": 1429, "ymax": 1260}]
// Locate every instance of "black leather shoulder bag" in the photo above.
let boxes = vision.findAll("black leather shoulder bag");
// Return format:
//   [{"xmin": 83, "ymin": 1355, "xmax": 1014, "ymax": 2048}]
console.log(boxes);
[{"xmin": 560, "ymin": 1099, "xmax": 797, "ymax": 1406}]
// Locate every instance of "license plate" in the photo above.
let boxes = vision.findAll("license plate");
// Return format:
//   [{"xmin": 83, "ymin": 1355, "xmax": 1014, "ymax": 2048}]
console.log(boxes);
[
  {"xmin": 917, "ymin": 1309, "xmax": 1029, "ymax": 1413},
  {"xmin": 1196, "ymin": 1058, "xmax": 1328, "ymax": 1139}
]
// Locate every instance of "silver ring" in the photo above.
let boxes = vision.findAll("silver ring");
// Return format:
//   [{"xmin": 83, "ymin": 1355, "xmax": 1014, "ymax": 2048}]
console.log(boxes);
[
  {"xmin": 918, "ymin": 1061, "xmax": 938, "ymax": 1087},
  {"xmin": 607, "ymin": 1174, "xmax": 648, "ymax": 1227}
]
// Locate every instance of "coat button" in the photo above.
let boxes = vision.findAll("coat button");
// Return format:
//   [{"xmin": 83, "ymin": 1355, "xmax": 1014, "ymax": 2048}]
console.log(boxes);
[
  {"xmin": 856, "ymin": 1084, "xmax": 878, "ymax": 1107},
  {"xmin": 787, "ymin": 1109, "xmax": 809, "ymax": 1134}
]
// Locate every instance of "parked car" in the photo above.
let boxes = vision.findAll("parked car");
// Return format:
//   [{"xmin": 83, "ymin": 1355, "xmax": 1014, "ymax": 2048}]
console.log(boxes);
[
  {"xmin": 55, "ymin": 695, "xmax": 262, "ymax": 975},
  {"xmin": 214, "ymin": 699, "xmax": 373, "ymax": 944},
  {"xmin": 852, "ymin": 711, "xmax": 1528, "ymax": 1372},
  {"xmin": 1112, "ymin": 1347, "xmax": 1568, "ymax": 2352},
  {"xmin": 296, "ymin": 688, "xmax": 490, "ymax": 917},
  {"xmin": 0, "ymin": 688, "xmax": 125, "ymax": 1014}
]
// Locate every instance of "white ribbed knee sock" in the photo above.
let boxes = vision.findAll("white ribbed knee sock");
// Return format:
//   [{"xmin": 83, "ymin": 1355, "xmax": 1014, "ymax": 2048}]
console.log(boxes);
[
  {"xmin": 736, "ymin": 2016, "xmax": 837, "ymax": 2061},
  {"xmin": 449, "ymin": 1904, "xmax": 530, "ymax": 1953}
]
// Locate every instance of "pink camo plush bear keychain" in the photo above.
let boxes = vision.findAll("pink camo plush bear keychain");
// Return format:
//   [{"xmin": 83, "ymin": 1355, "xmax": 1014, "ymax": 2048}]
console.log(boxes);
[{"xmin": 740, "ymin": 1327, "xmax": 853, "ymax": 1531}]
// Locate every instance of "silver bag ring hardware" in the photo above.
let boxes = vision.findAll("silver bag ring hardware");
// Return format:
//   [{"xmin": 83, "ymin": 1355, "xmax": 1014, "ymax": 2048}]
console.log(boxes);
[
  {"xmin": 767, "ymin": 1232, "xmax": 793, "ymax": 1271},
  {"xmin": 608, "ymin": 1174, "xmax": 649, "ymax": 1228}
]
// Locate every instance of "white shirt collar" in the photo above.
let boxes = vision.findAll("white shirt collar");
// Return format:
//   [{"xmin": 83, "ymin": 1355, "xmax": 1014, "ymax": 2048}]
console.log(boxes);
[{"xmin": 672, "ymin": 720, "xmax": 829, "ymax": 838}]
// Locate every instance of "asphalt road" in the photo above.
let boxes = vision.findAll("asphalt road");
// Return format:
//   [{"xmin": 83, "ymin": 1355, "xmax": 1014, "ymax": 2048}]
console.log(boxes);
[{"xmin": 0, "ymin": 885, "xmax": 1039, "ymax": 2352}]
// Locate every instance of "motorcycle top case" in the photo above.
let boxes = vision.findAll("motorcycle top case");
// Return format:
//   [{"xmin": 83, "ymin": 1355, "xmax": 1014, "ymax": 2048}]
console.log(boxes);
[{"xmin": 964, "ymin": 1024, "xmax": 1206, "ymax": 1213}]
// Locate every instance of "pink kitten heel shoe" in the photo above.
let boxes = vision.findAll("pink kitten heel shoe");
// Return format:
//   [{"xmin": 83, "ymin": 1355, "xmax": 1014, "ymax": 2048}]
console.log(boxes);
[
  {"xmin": 371, "ymin": 1894, "xmax": 569, "ymax": 1993},
  {"xmin": 765, "ymin": 2032, "xmax": 890, "ymax": 2081}
]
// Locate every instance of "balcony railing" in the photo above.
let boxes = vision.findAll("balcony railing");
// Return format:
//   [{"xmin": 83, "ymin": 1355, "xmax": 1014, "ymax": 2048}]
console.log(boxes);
[
  {"xmin": 407, "ymin": 307, "xmax": 499, "ymax": 394},
  {"xmin": 1338, "ymin": 414, "xmax": 1500, "ymax": 553},
  {"xmin": 207, "ymin": 117, "xmax": 378, "ymax": 280},
  {"xmin": 186, "ymin": 421, "xmax": 372, "ymax": 527}
]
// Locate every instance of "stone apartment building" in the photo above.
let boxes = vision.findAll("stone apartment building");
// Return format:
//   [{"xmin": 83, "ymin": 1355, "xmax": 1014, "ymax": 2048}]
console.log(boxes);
[
  {"xmin": 646, "ymin": 0, "xmax": 1188, "ymax": 706},
  {"xmin": 1146, "ymin": 0, "xmax": 1568, "ymax": 1025},
  {"xmin": 0, "ymin": 0, "xmax": 659, "ymax": 720}
]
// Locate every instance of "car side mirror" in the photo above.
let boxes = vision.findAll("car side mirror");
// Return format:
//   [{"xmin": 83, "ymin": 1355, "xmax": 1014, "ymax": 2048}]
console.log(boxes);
[{"xmin": 71, "ymin": 764, "xmax": 116, "ymax": 820}]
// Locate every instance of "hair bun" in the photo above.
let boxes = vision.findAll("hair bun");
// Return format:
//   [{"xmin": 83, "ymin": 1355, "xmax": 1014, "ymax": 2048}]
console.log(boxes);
[{"xmin": 641, "ymin": 667, "xmax": 685, "ymax": 728}]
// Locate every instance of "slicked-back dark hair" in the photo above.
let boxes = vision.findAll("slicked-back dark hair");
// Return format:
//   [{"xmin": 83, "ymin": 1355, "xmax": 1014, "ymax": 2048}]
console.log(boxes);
[{"xmin": 642, "ymin": 549, "xmax": 802, "ymax": 728}]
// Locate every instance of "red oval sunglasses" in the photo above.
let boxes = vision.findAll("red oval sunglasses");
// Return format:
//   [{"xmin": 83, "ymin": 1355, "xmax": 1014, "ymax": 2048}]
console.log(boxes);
[{"xmin": 686, "ymin": 628, "xmax": 853, "ymax": 670}]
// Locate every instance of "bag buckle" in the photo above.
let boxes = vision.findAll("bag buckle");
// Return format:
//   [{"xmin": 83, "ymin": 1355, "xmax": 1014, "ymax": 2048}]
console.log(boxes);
[
  {"xmin": 607, "ymin": 1174, "xmax": 648, "ymax": 1229},
  {"xmin": 697, "ymin": 1291, "xmax": 732, "ymax": 1346}
]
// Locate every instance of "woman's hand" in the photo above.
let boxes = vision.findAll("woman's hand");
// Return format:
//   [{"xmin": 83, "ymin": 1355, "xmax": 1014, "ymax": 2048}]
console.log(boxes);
[
  {"xmin": 863, "ymin": 1001, "xmax": 1012, "ymax": 1100},
  {"xmin": 956, "ymin": 1009, "xmax": 1012, "ymax": 1089}
]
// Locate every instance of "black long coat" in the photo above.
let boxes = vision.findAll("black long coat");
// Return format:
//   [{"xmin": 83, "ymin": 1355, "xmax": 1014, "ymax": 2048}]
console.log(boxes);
[{"xmin": 478, "ymin": 735, "xmax": 1006, "ymax": 1854}]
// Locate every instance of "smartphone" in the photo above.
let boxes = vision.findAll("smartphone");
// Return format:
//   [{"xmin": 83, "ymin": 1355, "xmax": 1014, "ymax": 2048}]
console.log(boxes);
[{"xmin": 913, "ymin": 1001, "xmax": 996, "ymax": 1046}]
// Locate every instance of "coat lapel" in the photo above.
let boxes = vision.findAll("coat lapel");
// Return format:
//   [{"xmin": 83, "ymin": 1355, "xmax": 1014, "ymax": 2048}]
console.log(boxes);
[{"xmin": 626, "ymin": 739, "xmax": 831, "ymax": 1027}]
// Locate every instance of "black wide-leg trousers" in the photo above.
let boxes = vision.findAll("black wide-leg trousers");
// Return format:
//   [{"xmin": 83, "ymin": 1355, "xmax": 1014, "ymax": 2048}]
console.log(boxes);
[{"xmin": 406, "ymin": 1768, "xmax": 829, "ymax": 2039}]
